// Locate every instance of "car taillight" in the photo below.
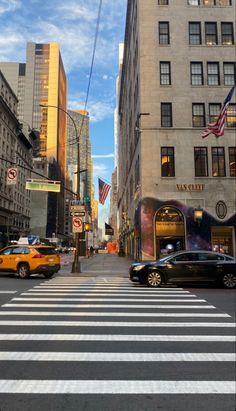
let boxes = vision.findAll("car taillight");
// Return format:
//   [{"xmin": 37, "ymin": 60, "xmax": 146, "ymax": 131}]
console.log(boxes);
[{"xmin": 33, "ymin": 254, "xmax": 43, "ymax": 258}]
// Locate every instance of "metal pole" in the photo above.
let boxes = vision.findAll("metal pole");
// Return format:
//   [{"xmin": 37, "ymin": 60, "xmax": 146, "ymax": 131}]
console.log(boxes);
[{"xmin": 39, "ymin": 104, "xmax": 81, "ymax": 273}]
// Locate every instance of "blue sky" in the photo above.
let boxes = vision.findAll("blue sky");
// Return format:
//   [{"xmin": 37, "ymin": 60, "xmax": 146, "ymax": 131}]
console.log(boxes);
[{"xmin": 0, "ymin": 0, "xmax": 127, "ymax": 229}]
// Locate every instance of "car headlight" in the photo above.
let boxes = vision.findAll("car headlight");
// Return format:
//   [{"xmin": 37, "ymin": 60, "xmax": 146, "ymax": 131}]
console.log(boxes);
[{"xmin": 133, "ymin": 265, "xmax": 145, "ymax": 271}]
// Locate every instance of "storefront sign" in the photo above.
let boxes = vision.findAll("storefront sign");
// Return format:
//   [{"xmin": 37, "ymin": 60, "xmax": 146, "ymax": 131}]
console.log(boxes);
[
  {"xmin": 156, "ymin": 221, "xmax": 184, "ymax": 236},
  {"xmin": 176, "ymin": 184, "xmax": 204, "ymax": 192}
]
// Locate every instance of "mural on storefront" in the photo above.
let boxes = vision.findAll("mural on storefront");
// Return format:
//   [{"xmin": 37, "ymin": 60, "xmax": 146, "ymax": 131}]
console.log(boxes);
[{"xmin": 134, "ymin": 197, "xmax": 236, "ymax": 260}]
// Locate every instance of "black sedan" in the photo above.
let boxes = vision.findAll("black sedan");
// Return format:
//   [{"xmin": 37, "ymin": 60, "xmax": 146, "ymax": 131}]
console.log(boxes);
[{"xmin": 130, "ymin": 250, "xmax": 236, "ymax": 289}]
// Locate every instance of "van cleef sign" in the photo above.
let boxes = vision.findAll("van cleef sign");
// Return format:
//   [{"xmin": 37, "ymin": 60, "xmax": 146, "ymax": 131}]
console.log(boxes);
[{"xmin": 176, "ymin": 184, "xmax": 205, "ymax": 191}]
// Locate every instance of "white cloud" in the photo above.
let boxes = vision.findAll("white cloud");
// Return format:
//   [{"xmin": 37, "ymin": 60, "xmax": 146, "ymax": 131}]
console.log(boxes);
[
  {"xmin": 68, "ymin": 98, "xmax": 114, "ymax": 123},
  {"xmin": 0, "ymin": 0, "xmax": 127, "ymax": 73},
  {"xmin": 93, "ymin": 163, "xmax": 109, "ymax": 178},
  {"xmin": 0, "ymin": 0, "xmax": 21, "ymax": 14},
  {"xmin": 92, "ymin": 153, "xmax": 114, "ymax": 159},
  {"xmin": 102, "ymin": 74, "xmax": 108, "ymax": 80}
]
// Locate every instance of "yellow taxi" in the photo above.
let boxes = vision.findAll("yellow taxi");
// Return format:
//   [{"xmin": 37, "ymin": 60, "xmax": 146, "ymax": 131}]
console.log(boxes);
[{"xmin": 0, "ymin": 245, "xmax": 61, "ymax": 279}]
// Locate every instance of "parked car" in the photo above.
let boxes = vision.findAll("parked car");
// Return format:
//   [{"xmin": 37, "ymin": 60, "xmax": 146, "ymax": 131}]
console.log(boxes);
[
  {"xmin": 0, "ymin": 245, "xmax": 61, "ymax": 279},
  {"xmin": 130, "ymin": 250, "xmax": 236, "ymax": 289}
]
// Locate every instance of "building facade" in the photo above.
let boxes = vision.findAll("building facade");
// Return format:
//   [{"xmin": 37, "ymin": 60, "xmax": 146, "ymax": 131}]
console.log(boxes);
[
  {"xmin": 66, "ymin": 110, "xmax": 94, "ymax": 248},
  {"xmin": 0, "ymin": 70, "xmax": 33, "ymax": 247},
  {"xmin": 118, "ymin": 0, "xmax": 236, "ymax": 260},
  {"xmin": 1, "ymin": 43, "xmax": 68, "ymax": 239}
]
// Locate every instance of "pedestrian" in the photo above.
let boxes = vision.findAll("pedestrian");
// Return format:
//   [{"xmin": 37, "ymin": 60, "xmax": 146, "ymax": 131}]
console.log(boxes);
[{"xmin": 90, "ymin": 246, "xmax": 94, "ymax": 256}]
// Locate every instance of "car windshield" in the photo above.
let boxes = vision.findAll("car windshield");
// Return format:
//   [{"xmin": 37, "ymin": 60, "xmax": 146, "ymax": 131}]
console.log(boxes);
[{"xmin": 157, "ymin": 255, "xmax": 173, "ymax": 263}]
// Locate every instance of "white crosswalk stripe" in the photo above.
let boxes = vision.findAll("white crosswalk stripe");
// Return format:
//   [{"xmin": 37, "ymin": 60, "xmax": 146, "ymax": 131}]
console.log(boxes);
[{"xmin": 0, "ymin": 275, "xmax": 235, "ymax": 404}]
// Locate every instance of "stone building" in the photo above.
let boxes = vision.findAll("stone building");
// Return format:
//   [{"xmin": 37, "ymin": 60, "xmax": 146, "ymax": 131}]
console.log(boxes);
[
  {"xmin": 0, "ymin": 70, "xmax": 33, "ymax": 246},
  {"xmin": 118, "ymin": 0, "xmax": 236, "ymax": 260}
]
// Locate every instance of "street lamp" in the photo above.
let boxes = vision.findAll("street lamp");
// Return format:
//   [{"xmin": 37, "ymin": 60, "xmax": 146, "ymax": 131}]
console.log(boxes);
[
  {"xmin": 194, "ymin": 206, "xmax": 203, "ymax": 226},
  {"xmin": 39, "ymin": 103, "xmax": 81, "ymax": 273}
]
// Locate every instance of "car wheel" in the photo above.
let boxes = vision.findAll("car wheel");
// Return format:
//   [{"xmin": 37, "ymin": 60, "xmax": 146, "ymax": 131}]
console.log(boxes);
[
  {"xmin": 17, "ymin": 263, "xmax": 30, "ymax": 279},
  {"xmin": 43, "ymin": 272, "xmax": 54, "ymax": 279},
  {"xmin": 222, "ymin": 273, "xmax": 236, "ymax": 289},
  {"xmin": 146, "ymin": 271, "xmax": 163, "ymax": 287}
]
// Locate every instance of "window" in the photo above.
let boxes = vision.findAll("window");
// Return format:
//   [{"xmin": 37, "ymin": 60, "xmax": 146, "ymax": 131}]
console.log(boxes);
[
  {"xmin": 191, "ymin": 62, "xmax": 203, "ymax": 85},
  {"xmin": 160, "ymin": 62, "xmax": 171, "ymax": 85},
  {"xmin": 203, "ymin": 0, "xmax": 216, "ymax": 5},
  {"xmin": 223, "ymin": 63, "xmax": 236, "ymax": 85},
  {"xmin": 189, "ymin": 22, "xmax": 201, "ymax": 45},
  {"xmin": 209, "ymin": 103, "xmax": 221, "ymax": 122},
  {"xmin": 219, "ymin": 0, "xmax": 232, "ymax": 5},
  {"xmin": 161, "ymin": 103, "xmax": 172, "ymax": 127},
  {"xmin": 229, "ymin": 147, "xmax": 236, "ymax": 177},
  {"xmin": 192, "ymin": 104, "xmax": 205, "ymax": 127},
  {"xmin": 11, "ymin": 247, "xmax": 30, "ymax": 255},
  {"xmin": 205, "ymin": 22, "xmax": 218, "ymax": 45},
  {"xmin": 207, "ymin": 63, "xmax": 220, "ymax": 85},
  {"xmin": 226, "ymin": 104, "xmax": 236, "ymax": 127},
  {"xmin": 221, "ymin": 22, "xmax": 234, "ymax": 45},
  {"xmin": 158, "ymin": 0, "xmax": 168, "ymax": 4},
  {"xmin": 161, "ymin": 147, "xmax": 175, "ymax": 177},
  {"xmin": 212, "ymin": 147, "xmax": 226, "ymax": 176},
  {"xmin": 159, "ymin": 22, "xmax": 170, "ymax": 44},
  {"xmin": 188, "ymin": 0, "xmax": 200, "ymax": 5},
  {"xmin": 0, "ymin": 248, "xmax": 13, "ymax": 255},
  {"xmin": 198, "ymin": 252, "xmax": 224, "ymax": 261},
  {"xmin": 173, "ymin": 253, "xmax": 197, "ymax": 262},
  {"xmin": 194, "ymin": 147, "xmax": 208, "ymax": 177}
]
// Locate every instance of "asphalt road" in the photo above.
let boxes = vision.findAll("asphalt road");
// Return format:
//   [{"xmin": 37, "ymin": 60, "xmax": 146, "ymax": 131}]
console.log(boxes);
[{"xmin": 0, "ymin": 254, "xmax": 235, "ymax": 411}]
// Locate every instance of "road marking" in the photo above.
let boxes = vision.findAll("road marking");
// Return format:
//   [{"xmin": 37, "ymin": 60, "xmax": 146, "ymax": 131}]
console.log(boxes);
[
  {"xmin": 2, "ymin": 303, "xmax": 216, "ymax": 309},
  {"xmin": 0, "ymin": 352, "xmax": 234, "ymax": 362},
  {"xmin": 20, "ymin": 292, "xmax": 197, "ymax": 297},
  {"xmin": 11, "ymin": 298, "xmax": 206, "ymax": 302},
  {"xmin": 0, "ymin": 320, "xmax": 234, "ymax": 327},
  {"xmin": 0, "ymin": 311, "xmax": 229, "ymax": 318},
  {"xmin": 0, "ymin": 334, "xmax": 234, "ymax": 342},
  {"xmin": 32, "ymin": 286, "xmax": 187, "ymax": 291},
  {"xmin": 0, "ymin": 380, "xmax": 235, "ymax": 394},
  {"xmin": 0, "ymin": 291, "xmax": 17, "ymax": 294},
  {"xmin": 29, "ymin": 288, "xmax": 191, "ymax": 294}
]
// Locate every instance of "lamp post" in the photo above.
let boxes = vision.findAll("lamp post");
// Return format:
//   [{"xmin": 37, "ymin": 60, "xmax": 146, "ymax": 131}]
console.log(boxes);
[{"xmin": 39, "ymin": 104, "xmax": 81, "ymax": 273}]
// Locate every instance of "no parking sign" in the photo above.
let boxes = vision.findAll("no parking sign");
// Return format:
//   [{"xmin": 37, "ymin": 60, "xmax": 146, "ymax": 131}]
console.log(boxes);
[{"xmin": 6, "ymin": 168, "xmax": 18, "ymax": 185}]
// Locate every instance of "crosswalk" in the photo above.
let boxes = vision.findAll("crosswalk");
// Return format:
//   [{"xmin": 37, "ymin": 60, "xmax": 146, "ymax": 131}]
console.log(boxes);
[{"xmin": 0, "ymin": 276, "xmax": 235, "ymax": 409}]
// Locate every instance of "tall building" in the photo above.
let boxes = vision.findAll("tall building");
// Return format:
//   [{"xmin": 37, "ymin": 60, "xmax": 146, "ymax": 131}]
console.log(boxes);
[
  {"xmin": 118, "ymin": 0, "xmax": 236, "ymax": 260},
  {"xmin": 67, "ymin": 110, "xmax": 92, "ymax": 201},
  {"xmin": 0, "ymin": 43, "xmax": 68, "ymax": 239},
  {"xmin": 0, "ymin": 62, "xmax": 26, "ymax": 122},
  {"xmin": 66, "ymin": 110, "xmax": 93, "ymax": 246},
  {"xmin": 0, "ymin": 70, "xmax": 33, "ymax": 246}
]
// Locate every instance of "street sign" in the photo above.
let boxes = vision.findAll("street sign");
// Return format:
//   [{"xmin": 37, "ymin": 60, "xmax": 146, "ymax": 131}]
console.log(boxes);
[
  {"xmin": 6, "ymin": 168, "xmax": 18, "ymax": 185},
  {"xmin": 83, "ymin": 195, "xmax": 90, "ymax": 203},
  {"xmin": 72, "ymin": 216, "xmax": 83, "ymax": 233},
  {"xmin": 70, "ymin": 212, "xmax": 85, "ymax": 217},
  {"xmin": 70, "ymin": 204, "xmax": 86, "ymax": 213},
  {"xmin": 26, "ymin": 179, "xmax": 61, "ymax": 192}
]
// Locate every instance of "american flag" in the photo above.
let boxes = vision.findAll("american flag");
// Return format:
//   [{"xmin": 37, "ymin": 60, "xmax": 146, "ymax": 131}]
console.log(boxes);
[
  {"xmin": 201, "ymin": 84, "xmax": 235, "ymax": 139},
  {"xmin": 98, "ymin": 178, "xmax": 111, "ymax": 205}
]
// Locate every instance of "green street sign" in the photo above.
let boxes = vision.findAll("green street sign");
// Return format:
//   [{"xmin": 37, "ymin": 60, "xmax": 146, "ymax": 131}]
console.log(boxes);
[
  {"xmin": 83, "ymin": 195, "xmax": 90, "ymax": 203},
  {"xmin": 26, "ymin": 180, "xmax": 61, "ymax": 192}
]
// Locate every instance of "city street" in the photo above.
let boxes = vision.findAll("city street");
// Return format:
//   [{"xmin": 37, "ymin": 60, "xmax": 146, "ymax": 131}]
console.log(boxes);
[{"xmin": 0, "ymin": 253, "xmax": 235, "ymax": 411}]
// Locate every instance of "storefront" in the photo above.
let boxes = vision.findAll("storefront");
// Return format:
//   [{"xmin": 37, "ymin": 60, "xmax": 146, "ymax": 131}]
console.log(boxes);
[{"xmin": 134, "ymin": 197, "xmax": 236, "ymax": 260}]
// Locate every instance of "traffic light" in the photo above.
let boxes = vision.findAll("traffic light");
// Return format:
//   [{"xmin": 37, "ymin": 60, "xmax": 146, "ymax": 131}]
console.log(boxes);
[{"xmin": 84, "ymin": 223, "xmax": 92, "ymax": 232}]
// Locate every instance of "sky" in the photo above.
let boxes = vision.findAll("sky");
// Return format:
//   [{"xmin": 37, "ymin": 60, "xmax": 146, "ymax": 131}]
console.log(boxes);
[{"xmin": 0, "ymin": 0, "xmax": 127, "ymax": 232}]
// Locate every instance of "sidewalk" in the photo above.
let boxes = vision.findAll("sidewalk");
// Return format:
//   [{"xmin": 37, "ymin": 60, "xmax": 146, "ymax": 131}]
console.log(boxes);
[{"xmin": 59, "ymin": 253, "xmax": 133, "ymax": 277}]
